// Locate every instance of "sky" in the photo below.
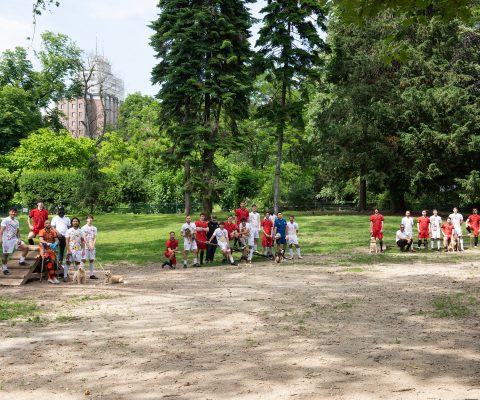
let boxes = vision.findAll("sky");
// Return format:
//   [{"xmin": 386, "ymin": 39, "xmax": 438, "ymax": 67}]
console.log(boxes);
[{"xmin": 0, "ymin": 0, "xmax": 266, "ymax": 97}]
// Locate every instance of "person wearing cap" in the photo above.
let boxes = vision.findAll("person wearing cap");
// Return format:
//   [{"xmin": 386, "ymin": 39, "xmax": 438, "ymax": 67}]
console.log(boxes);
[{"xmin": 51, "ymin": 206, "xmax": 71, "ymax": 268}]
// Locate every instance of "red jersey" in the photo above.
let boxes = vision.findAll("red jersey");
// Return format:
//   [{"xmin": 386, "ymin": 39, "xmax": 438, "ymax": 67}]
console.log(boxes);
[
  {"xmin": 442, "ymin": 223, "xmax": 454, "ymax": 236},
  {"xmin": 467, "ymin": 214, "xmax": 480, "ymax": 228},
  {"xmin": 235, "ymin": 208, "xmax": 249, "ymax": 224},
  {"xmin": 261, "ymin": 218, "xmax": 273, "ymax": 235},
  {"xmin": 224, "ymin": 221, "xmax": 238, "ymax": 240},
  {"xmin": 370, "ymin": 214, "xmax": 384, "ymax": 231},
  {"xmin": 29, "ymin": 208, "xmax": 48, "ymax": 231},
  {"xmin": 195, "ymin": 221, "xmax": 208, "ymax": 242},
  {"xmin": 166, "ymin": 239, "xmax": 178, "ymax": 251},
  {"xmin": 417, "ymin": 216, "xmax": 430, "ymax": 231}
]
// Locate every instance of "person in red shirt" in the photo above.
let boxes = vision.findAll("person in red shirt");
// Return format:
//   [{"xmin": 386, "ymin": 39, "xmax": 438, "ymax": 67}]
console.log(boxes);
[
  {"xmin": 466, "ymin": 208, "xmax": 480, "ymax": 248},
  {"xmin": 195, "ymin": 213, "xmax": 209, "ymax": 265},
  {"xmin": 224, "ymin": 215, "xmax": 238, "ymax": 253},
  {"xmin": 416, "ymin": 210, "xmax": 430, "ymax": 249},
  {"xmin": 235, "ymin": 201, "xmax": 249, "ymax": 246},
  {"xmin": 38, "ymin": 220, "xmax": 60, "ymax": 284},
  {"xmin": 162, "ymin": 231, "xmax": 178, "ymax": 269},
  {"xmin": 28, "ymin": 200, "xmax": 48, "ymax": 245},
  {"xmin": 261, "ymin": 211, "xmax": 274, "ymax": 257},
  {"xmin": 369, "ymin": 209, "xmax": 384, "ymax": 252},
  {"xmin": 441, "ymin": 217, "xmax": 455, "ymax": 251}
]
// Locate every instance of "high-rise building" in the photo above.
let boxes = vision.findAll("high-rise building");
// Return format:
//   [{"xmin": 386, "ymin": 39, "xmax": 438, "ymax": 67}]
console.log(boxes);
[{"xmin": 57, "ymin": 55, "xmax": 124, "ymax": 138}]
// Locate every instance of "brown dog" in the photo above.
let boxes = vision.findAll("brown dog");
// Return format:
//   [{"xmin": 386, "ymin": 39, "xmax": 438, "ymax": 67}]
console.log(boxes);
[
  {"xmin": 104, "ymin": 270, "xmax": 124, "ymax": 284},
  {"xmin": 72, "ymin": 266, "xmax": 86, "ymax": 284},
  {"xmin": 370, "ymin": 237, "xmax": 379, "ymax": 254}
]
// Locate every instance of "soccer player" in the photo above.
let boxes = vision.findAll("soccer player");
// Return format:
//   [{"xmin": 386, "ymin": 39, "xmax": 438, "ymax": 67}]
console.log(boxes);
[
  {"xmin": 286, "ymin": 215, "xmax": 302, "ymax": 259},
  {"xmin": 162, "ymin": 231, "xmax": 178, "ymax": 269},
  {"xmin": 466, "ymin": 208, "xmax": 480, "ymax": 248},
  {"xmin": 209, "ymin": 221, "xmax": 237, "ymax": 266},
  {"xmin": 38, "ymin": 219, "xmax": 60, "ymax": 284},
  {"xmin": 449, "ymin": 207, "xmax": 464, "ymax": 251},
  {"xmin": 206, "ymin": 215, "xmax": 219, "ymax": 263},
  {"xmin": 273, "ymin": 212, "xmax": 287, "ymax": 255},
  {"xmin": 82, "ymin": 215, "xmax": 98, "ymax": 279},
  {"xmin": 64, "ymin": 217, "xmax": 85, "ymax": 282},
  {"xmin": 224, "ymin": 215, "xmax": 238, "ymax": 251},
  {"xmin": 238, "ymin": 218, "xmax": 254, "ymax": 263},
  {"xmin": 370, "ymin": 209, "xmax": 384, "ymax": 252},
  {"xmin": 195, "ymin": 213, "xmax": 209, "ymax": 265},
  {"xmin": 27, "ymin": 200, "xmax": 48, "ymax": 245},
  {"xmin": 261, "ymin": 211, "xmax": 273, "ymax": 257},
  {"xmin": 441, "ymin": 217, "xmax": 455, "ymax": 251},
  {"xmin": 51, "ymin": 206, "xmax": 70, "ymax": 268},
  {"xmin": 429, "ymin": 209, "xmax": 442, "ymax": 251},
  {"xmin": 235, "ymin": 202, "xmax": 249, "ymax": 247},
  {"xmin": 416, "ymin": 210, "xmax": 430, "ymax": 249},
  {"xmin": 181, "ymin": 215, "xmax": 198, "ymax": 268},
  {"xmin": 1, "ymin": 207, "xmax": 29, "ymax": 276},
  {"xmin": 249, "ymin": 204, "xmax": 261, "ymax": 252},
  {"xmin": 401, "ymin": 211, "xmax": 415, "ymax": 240},
  {"xmin": 396, "ymin": 224, "xmax": 413, "ymax": 252}
]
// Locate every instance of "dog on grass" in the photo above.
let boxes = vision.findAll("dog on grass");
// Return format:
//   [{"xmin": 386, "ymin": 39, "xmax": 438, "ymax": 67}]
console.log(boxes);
[
  {"xmin": 104, "ymin": 270, "xmax": 124, "ymax": 284},
  {"xmin": 447, "ymin": 236, "xmax": 458, "ymax": 252},
  {"xmin": 370, "ymin": 237, "xmax": 379, "ymax": 254},
  {"xmin": 72, "ymin": 266, "xmax": 86, "ymax": 284}
]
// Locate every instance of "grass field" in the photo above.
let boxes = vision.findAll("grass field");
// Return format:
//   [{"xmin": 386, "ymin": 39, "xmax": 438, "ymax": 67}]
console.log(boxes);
[{"xmin": 13, "ymin": 212, "xmax": 471, "ymax": 265}]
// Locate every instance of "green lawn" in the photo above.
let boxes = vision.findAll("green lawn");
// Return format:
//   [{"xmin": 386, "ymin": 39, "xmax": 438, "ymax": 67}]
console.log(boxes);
[{"xmin": 13, "ymin": 213, "xmax": 472, "ymax": 265}]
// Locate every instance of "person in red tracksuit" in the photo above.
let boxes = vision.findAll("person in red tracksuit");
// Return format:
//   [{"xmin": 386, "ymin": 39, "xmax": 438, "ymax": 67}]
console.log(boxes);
[
  {"xmin": 370, "ymin": 209, "xmax": 384, "ymax": 252},
  {"xmin": 416, "ymin": 210, "xmax": 430, "ymax": 249},
  {"xmin": 224, "ymin": 215, "xmax": 238, "ymax": 254},
  {"xmin": 235, "ymin": 201, "xmax": 249, "ymax": 247},
  {"xmin": 261, "ymin": 211, "xmax": 274, "ymax": 257},
  {"xmin": 195, "ymin": 213, "xmax": 209, "ymax": 265}
]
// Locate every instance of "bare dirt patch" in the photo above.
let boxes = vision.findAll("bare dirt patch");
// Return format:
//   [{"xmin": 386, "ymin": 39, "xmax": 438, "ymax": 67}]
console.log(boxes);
[{"xmin": 1, "ymin": 257, "xmax": 479, "ymax": 399}]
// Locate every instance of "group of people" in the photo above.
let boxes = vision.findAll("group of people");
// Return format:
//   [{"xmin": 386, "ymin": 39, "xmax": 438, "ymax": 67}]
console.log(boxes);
[
  {"xmin": 162, "ymin": 202, "xmax": 302, "ymax": 269},
  {"xmin": 0, "ymin": 201, "xmax": 98, "ymax": 283},
  {"xmin": 370, "ymin": 207, "xmax": 480, "ymax": 252}
]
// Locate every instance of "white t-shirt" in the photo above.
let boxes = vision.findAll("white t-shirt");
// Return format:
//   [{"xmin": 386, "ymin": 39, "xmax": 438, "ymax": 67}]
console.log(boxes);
[
  {"xmin": 181, "ymin": 222, "xmax": 197, "ymax": 238},
  {"xmin": 287, "ymin": 221, "xmax": 298, "ymax": 236},
  {"xmin": 396, "ymin": 230, "xmax": 409, "ymax": 241},
  {"xmin": 239, "ymin": 222, "xmax": 254, "ymax": 239},
  {"xmin": 213, "ymin": 228, "xmax": 229, "ymax": 244},
  {"xmin": 401, "ymin": 216, "xmax": 414, "ymax": 234},
  {"xmin": 430, "ymin": 215, "xmax": 442, "ymax": 231},
  {"xmin": 249, "ymin": 212, "xmax": 261, "ymax": 230},
  {"xmin": 65, "ymin": 227, "xmax": 84, "ymax": 252},
  {"xmin": 449, "ymin": 213, "xmax": 463, "ymax": 228},
  {"xmin": 1, "ymin": 217, "xmax": 19, "ymax": 241},
  {"xmin": 269, "ymin": 214, "xmax": 277, "ymax": 223},
  {"xmin": 82, "ymin": 224, "xmax": 97, "ymax": 249},
  {"xmin": 51, "ymin": 215, "xmax": 71, "ymax": 236}
]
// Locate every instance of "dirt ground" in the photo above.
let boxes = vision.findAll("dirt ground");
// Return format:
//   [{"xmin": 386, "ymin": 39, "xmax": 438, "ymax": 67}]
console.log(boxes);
[{"xmin": 1, "ymin": 256, "xmax": 479, "ymax": 400}]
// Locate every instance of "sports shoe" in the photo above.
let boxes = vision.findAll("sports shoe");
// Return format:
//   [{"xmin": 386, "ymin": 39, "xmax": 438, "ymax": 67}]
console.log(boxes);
[
  {"xmin": 3, "ymin": 269, "xmax": 11, "ymax": 276},
  {"xmin": 53, "ymin": 278, "xmax": 60, "ymax": 284},
  {"xmin": 230, "ymin": 262, "xmax": 238, "ymax": 266},
  {"xmin": 19, "ymin": 261, "xmax": 28, "ymax": 266},
  {"xmin": 48, "ymin": 279, "xmax": 56, "ymax": 284},
  {"xmin": 298, "ymin": 256, "xmax": 303, "ymax": 259},
  {"xmin": 169, "ymin": 264, "xmax": 176, "ymax": 269},
  {"xmin": 193, "ymin": 263, "xmax": 200, "ymax": 268},
  {"xmin": 183, "ymin": 264, "xmax": 188, "ymax": 269},
  {"xmin": 63, "ymin": 276, "xmax": 68, "ymax": 282},
  {"xmin": 161, "ymin": 261, "xmax": 168, "ymax": 268},
  {"xmin": 90, "ymin": 275, "xmax": 99, "ymax": 279}
]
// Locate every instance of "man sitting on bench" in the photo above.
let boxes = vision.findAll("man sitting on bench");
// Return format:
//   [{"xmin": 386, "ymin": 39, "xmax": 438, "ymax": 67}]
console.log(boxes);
[{"xmin": 396, "ymin": 224, "xmax": 413, "ymax": 252}]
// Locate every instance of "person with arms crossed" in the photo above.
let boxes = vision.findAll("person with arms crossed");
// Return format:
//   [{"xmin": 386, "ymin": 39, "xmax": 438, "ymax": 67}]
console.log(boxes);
[
  {"xmin": 82, "ymin": 215, "xmax": 98, "ymax": 279},
  {"xmin": 396, "ymin": 224, "xmax": 413, "ymax": 252},
  {"xmin": 370, "ymin": 209, "xmax": 384, "ymax": 253},
  {"xmin": 286, "ymin": 215, "xmax": 302, "ymax": 259},
  {"xmin": 64, "ymin": 217, "xmax": 85, "ymax": 282},
  {"xmin": 429, "ymin": 209, "xmax": 442, "ymax": 251},
  {"xmin": 466, "ymin": 208, "xmax": 480, "ymax": 248},
  {"xmin": 416, "ymin": 210, "xmax": 430, "ymax": 250},
  {"xmin": 249, "ymin": 204, "xmax": 261, "ymax": 253},
  {"xmin": 209, "ymin": 221, "xmax": 237, "ymax": 266},
  {"xmin": 28, "ymin": 200, "xmax": 48, "ymax": 245},
  {"xmin": 51, "ymin": 206, "xmax": 70, "ymax": 269},
  {"xmin": 1, "ymin": 207, "xmax": 29, "ymax": 276},
  {"xmin": 449, "ymin": 207, "xmax": 464, "ymax": 251},
  {"xmin": 181, "ymin": 215, "xmax": 198, "ymax": 268},
  {"xmin": 261, "ymin": 211, "xmax": 274, "ymax": 257}
]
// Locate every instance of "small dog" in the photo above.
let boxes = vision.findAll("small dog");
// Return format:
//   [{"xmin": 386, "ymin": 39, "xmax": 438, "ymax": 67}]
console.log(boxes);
[
  {"xmin": 72, "ymin": 266, "xmax": 86, "ymax": 284},
  {"xmin": 370, "ymin": 237, "xmax": 379, "ymax": 254},
  {"xmin": 448, "ymin": 236, "xmax": 458, "ymax": 252},
  {"xmin": 104, "ymin": 270, "xmax": 124, "ymax": 284},
  {"xmin": 274, "ymin": 248, "xmax": 284, "ymax": 264}
]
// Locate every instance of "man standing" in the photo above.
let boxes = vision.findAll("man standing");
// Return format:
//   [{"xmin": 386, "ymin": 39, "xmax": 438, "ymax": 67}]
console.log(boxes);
[
  {"xmin": 235, "ymin": 202, "xmax": 249, "ymax": 248},
  {"xmin": 28, "ymin": 200, "xmax": 48, "ymax": 245},
  {"xmin": 82, "ymin": 215, "xmax": 98, "ymax": 279},
  {"xmin": 38, "ymin": 220, "xmax": 60, "ymax": 284},
  {"xmin": 286, "ymin": 215, "xmax": 302, "ymax": 259},
  {"xmin": 466, "ymin": 208, "xmax": 480, "ymax": 248},
  {"xmin": 209, "ymin": 221, "xmax": 237, "ymax": 266},
  {"xmin": 401, "ymin": 211, "xmax": 415, "ymax": 240},
  {"xmin": 249, "ymin": 204, "xmax": 261, "ymax": 252},
  {"xmin": 429, "ymin": 209, "xmax": 442, "ymax": 251},
  {"xmin": 449, "ymin": 207, "xmax": 464, "ymax": 251},
  {"xmin": 195, "ymin": 213, "xmax": 209, "ymax": 265},
  {"xmin": 273, "ymin": 212, "xmax": 287, "ymax": 256},
  {"xmin": 181, "ymin": 215, "xmax": 198, "ymax": 268},
  {"xmin": 370, "ymin": 209, "xmax": 384, "ymax": 253},
  {"xmin": 238, "ymin": 218, "xmax": 254, "ymax": 263},
  {"xmin": 206, "ymin": 215, "xmax": 219, "ymax": 263},
  {"xmin": 416, "ymin": 210, "xmax": 430, "ymax": 250},
  {"xmin": 1, "ymin": 208, "xmax": 29, "ymax": 276},
  {"xmin": 224, "ymin": 215, "xmax": 238, "ymax": 251},
  {"xmin": 261, "ymin": 211, "xmax": 273, "ymax": 257},
  {"xmin": 51, "ymin": 206, "xmax": 71, "ymax": 268},
  {"xmin": 64, "ymin": 217, "xmax": 85, "ymax": 282},
  {"xmin": 396, "ymin": 224, "xmax": 413, "ymax": 252}
]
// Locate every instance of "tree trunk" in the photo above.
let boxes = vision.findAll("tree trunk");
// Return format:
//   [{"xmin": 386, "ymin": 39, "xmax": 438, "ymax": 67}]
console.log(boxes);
[
  {"xmin": 273, "ymin": 76, "xmax": 288, "ymax": 214},
  {"xmin": 359, "ymin": 177, "xmax": 367, "ymax": 211},
  {"xmin": 201, "ymin": 146, "xmax": 214, "ymax": 219},
  {"xmin": 184, "ymin": 159, "xmax": 192, "ymax": 216}
]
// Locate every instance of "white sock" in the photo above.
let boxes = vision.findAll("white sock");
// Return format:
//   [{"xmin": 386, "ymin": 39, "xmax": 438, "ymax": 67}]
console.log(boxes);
[
  {"xmin": 460, "ymin": 238, "xmax": 464, "ymax": 250},
  {"xmin": 184, "ymin": 260, "xmax": 187, "ymax": 266},
  {"xmin": 437, "ymin": 241, "xmax": 441, "ymax": 249},
  {"xmin": 249, "ymin": 249, "xmax": 254, "ymax": 261},
  {"xmin": 2, "ymin": 264, "xmax": 8, "ymax": 271},
  {"xmin": 89, "ymin": 262, "xmax": 94, "ymax": 276},
  {"xmin": 431, "ymin": 240, "xmax": 434, "ymax": 249},
  {"xmin": 297, "ymin": 247, "xmax": 301, "ymax": 257},
  {"xmin": 20, "ymin": 256, "xmax": 25, "ymax": 262},
  {"xmin": 64, "ymin": 265, "xmax": 69, "ymax": 277},
  {"xmin": 193, "ymin": 257, "xmax": 197, "ymax": 264},
  {"xmin": 289, "ymin": 248, "xmax": 293, "ymax": 258},
  {"xmin": 229, "ymin": 254, "xmax": 234, "ymax": 263}
]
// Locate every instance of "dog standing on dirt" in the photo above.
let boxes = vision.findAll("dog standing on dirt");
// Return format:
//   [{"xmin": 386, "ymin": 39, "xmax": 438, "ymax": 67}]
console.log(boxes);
[
  {"xmin": 72, "ymin": 265, "xmax": 86, "ymax": 284},
  {"xmin": 104, "ymin": 270, "xmax": 124, "ymax": 284},
  {"xmin": 369, "ymin": 237, "xmax": 379, "ymax": 254},
  {"xmin": 448, "ymin": 236, "xmax": 458, "ymax": 252}
]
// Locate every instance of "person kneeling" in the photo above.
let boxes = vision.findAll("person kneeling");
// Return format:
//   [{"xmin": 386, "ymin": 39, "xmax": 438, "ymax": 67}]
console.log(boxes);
[{"xmin": 396, "ymin": 224, "xmax": 413, "ymax": 252}]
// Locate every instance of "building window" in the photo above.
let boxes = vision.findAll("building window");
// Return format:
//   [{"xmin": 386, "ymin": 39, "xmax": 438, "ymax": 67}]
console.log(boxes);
[
  {"xmin": 72, "ymin": 112, "xmax": 75, "ymax": 117},
  {"xmin": 79, "ymin": 112, "xmax": 82, "ymax": 118},
  {"xmin": 72, "ymin": 104, "xmax": 76, "ymax": 109},
  {"xmin": 71, "ymin": 121, "xmax": 75, "ymax": 126},
  {"xmin": 61, "ymin": 104, "xmax": 64, "ymax": 109},
  {"xmin": 79, "ymin": 103, "xmax": 83, "ymax": 108}
]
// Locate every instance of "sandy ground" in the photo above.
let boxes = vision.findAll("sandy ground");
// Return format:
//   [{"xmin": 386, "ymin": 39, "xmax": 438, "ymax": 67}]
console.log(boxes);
[{"xmin": 1, "ymin": 255, "xmax": 479, "ymax": 400}]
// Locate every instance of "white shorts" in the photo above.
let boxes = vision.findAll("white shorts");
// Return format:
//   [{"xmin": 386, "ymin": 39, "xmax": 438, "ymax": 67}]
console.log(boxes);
[
  {"xmin": 252, "ymin": 228, "xmax": 260, "ymax": 239},
  {"xmin": 83, "ymin": 249, "xmax": 96, "ymax": 260},
  {"xmin": 218, "ymin": 241, "xmax": 229, "ymax": 252},
  {"xmin": 184, "ymin": 239, "xmax": 197, "ymax": 251},
  {"xmin": 287, "ymin": 235, "xmax": 299, "ymax": 245},
  {"xmin": 454, "ymin": 226, "xmax": 463, "ymax": 236},
  {"xmin": 2, "ymin": 238, "xmax": 23, "ymax": 254},
  {"xmin": 67, "ymin": 250, "xmax": 83, "ymax": 264},
  {"xmin": 431, "ymin": 230, "xmax": 441, "ymax": 239}
]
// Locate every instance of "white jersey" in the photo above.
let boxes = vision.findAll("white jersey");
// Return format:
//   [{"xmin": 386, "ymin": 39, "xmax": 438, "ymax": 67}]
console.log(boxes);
[
  {"xmin": 396, "ymin": 230, "xmax": 409, "ymax": 242},
  {"xmin": 430, "ymin": 215, "xmax": 442, "ymax": 231},
  {"xmin": 82, "ymin": 224, "xmax": 97, "ymax": 249},
  {"xmin": 287, "ymin": 222, "xmax": 298, "ymax": 236},
  {"xmin": 249, "ymin": 212, "xmax": 261, "ymax": 231},
  {"xmin": 51, "ymin": 215, "xmax": 71, "ymax": 236},
  {"xmin": 401, "ymin": 216, "xmax": 415, "ymax": 235},
  {"xmin": 269, "ymin": 214, "xmax": 277, "ymax": 223},
  {"xmin": 1, "ymin": 217, "xmax": 19, "ymax": 241},
  {"xmin": 449, "ymin": 213, "xmax": 463, "ymax": 228},
  {"xmin": 239, "ymin": 222, "xmax": 254, "ymax": 238},
  {"xmin": 181, "ymin": 222, "xmax": 197, "ymax": 239},
  {"xmin": 213, "ymin": 228, "xmax": 229, "ymax": 244}
]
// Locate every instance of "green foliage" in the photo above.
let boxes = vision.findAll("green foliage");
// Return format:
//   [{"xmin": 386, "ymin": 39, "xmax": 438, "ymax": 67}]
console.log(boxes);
[
  {"xmin": 149, "ymin": 169, "xmax": 184, "ymax": 209},
  {"xmin": 0, "ymin": 168, "xmax": 15, "ymax": 205},
  {"xmin": 97, "ymin": 131, "xmax": 135, "ymax": 168},
  {"xmin": 456, "ymin": 170, "xmax": 480, "ymax": 207},
  {"xmin": 115, "ymin": 160, "xmax": 149, "ymax": 204}
]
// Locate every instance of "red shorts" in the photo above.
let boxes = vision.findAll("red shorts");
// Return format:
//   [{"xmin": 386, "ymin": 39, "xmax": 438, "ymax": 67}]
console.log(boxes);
[
  {"xmin": 371, "ymin": 230, "xmax": 383, "ymax": 240},
  {"xmin": 471, "ymin": 226, "xmax": 480, "ymax": 236},
  {"xmin": 31, "ymin": 228, "xmax": 41, "ymax": 236},
  {"xmin": 418, "ymin": 230, "xmax": 429, "ymax": 239},
  {"xmin": 197, "ymin": 241, "xmax": 207, "ymax": 250},
  {"xmin": 262, "ymin": 235, "xmax": 273, "ymax": 247},
  {"xmin": 164, "ymin": 250, "xmax": 176, "ymax": 264}
]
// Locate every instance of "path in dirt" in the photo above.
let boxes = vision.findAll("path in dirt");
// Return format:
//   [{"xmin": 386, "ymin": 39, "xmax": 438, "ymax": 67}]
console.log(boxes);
[{"xmin": 1, "ymin": 257, "xmax": 479, "ymax": 399}]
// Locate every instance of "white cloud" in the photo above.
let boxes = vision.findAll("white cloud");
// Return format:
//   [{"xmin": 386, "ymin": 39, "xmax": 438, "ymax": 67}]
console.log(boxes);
[
  {"xmin": 0, "ymin": 16, "xmax": 31, "ymax": 52},
  {"xmin": 85, "ymin": 0, "xmax": 157, "ymax": 21}
]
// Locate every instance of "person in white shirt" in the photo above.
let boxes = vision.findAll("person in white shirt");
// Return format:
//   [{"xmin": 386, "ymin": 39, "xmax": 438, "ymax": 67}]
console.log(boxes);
[
  {"xmin": 82, "ymin": 215, "xmax": 98, "ymax": 280},
  {"xmin": 238, "ymin": 218, "xmax": 254, "ymax": 263},
  {"xmin": 181, "ymin": 215, "xmax": 198, "ymax": 268},
  {"xmin": 64, "ymin": 217, "xmax": 85, "ymax": 282},
  {"xmin": 396, "ymin": 224, "xmax": 413, "ymax": 252},
  {"xmin": 401, "ymin": 211, "xmax": 415, "ymax": 238},
  {"xmin": 209, "ymin": 221, "xmax": 237, "ymax": 266},
  {"xmin": 248, "ymin": 204, "xmax": 261, "ymax": 253},
  {"xmin": 51, "ymin": 206, "xmax": 71, "ymax": 268},
  {"xmin": 286, "ymin": 215, "xmax": 302, "ymax": 259},
  {"xmin": 269, "ymin": 210, "xmax": 277, "ymax": 223},
  {"xmin": 449, "ymin": 207, "xmax": 464, "ymax": 251},
  {"xmin": 0, "ymin": 207, "xmax": 29, "ymax": 275},
  {"xmin": 429, "ymin": 209, "xmax": 442, "ymax": 251}
]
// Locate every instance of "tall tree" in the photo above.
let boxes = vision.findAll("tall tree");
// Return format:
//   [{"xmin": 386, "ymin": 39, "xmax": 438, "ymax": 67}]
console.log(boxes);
[{"xmin": 256, "ymin": 0, "xmax": 327, "ymax": 212}]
